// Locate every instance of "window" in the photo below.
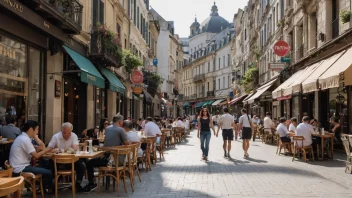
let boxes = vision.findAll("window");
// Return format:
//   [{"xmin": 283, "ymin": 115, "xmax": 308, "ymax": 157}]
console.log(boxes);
[
  {"xmin": 208, "ymin": 62, "xmax": 210, "ymax": 72},
  {"xmin": 137, "ymin": 7, "xmax": 140, "ymax": 30},
  {"xmin": 99, "ymin": 0, "xmax": 104, "ymax": 24},
  {"xmin": 223, "ymin": 77, "xmax": 225, "ymax": 89},
  {"xmin": 227, "ymin": 54, "xmax": 230, "ymax": 67},
  {"xmin": 207, "ymin": 82, "xmax": 209, "ymax": 92},
  {"xmin": 223, "ymin": 56, "xmax": 225, "ymax": 67},
  {"xmin": 116, "ymin": 23, "xmax": 121, "ymax": 42},
  {"xmin": 228, "ymin": 76, "xmax": 230, "ymax": 88},
  {"xmin": 245, "ymin": 29, "xmax": 247, "ymax": 40},
  {"xmin": 213, "ymin": 58, "xmax": 216, "ymax": 71},
  {"xmin": 218, "ymin": 79, "xmax": 220, "ymax": 89},
  {"xmin": 218, "ymin": 58, "xmax": 220, "ymax": 69},
  {"xmin": 280, "ymin": 0, "xmax": 284, "ymax": 19}
]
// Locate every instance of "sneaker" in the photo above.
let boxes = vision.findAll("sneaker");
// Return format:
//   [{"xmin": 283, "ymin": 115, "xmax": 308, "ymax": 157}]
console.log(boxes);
[
  {"xmin": 83, "ymin": 183, "xmax": 97, "ymax": 193},
  {"xmin": 228, "ymin": 153, "xmax": 231, "ymax": 159},
  {"xmin": 224, "ymin": 151, "xmax": 227, "ymax": 157}
]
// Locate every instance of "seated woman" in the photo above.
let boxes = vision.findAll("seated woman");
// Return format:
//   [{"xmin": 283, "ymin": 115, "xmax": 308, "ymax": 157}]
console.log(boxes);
[{"xmin": 122, "ymin": 120, "xmax": 143, "ymax": 157}]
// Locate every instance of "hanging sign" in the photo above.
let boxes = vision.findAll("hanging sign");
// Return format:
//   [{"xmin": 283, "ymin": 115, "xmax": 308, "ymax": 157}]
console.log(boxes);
[
  {"xmin": 273, "ymin": 40, "xmax": 290, "ymax": 57},
  {"xmin": 131, "ymin": 84, "xmax": 143, "ymax": 95},
  {"xmin": 130, "ymin": 70, "xmax": 143, "ymax": 84}
]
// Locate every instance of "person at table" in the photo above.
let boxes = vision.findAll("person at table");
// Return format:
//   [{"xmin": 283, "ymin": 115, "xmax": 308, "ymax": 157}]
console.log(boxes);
[
  {"xmin": 175, "ymin": 117, "xmax": 185, "ymax": 128},
  {"xmin": 184, "ymin": 117, "xmax": 190, "ymax": 135},
  {"xmin": 48, "ymin": 122, "xmax": 86, "ymax": 192},
  {"xmin": 99, "ymin": 118, "xmax": 109, "ymax": 136},
  {"xmin": 276, "ymin": 118, "xmax": 292, "ymax": 143},
  {"xmin": 296, "ymin": 116, "xmax": 318, "ymax": 148},
  {"xmin": 166, "ymin": 119, "xmax": 173, "ymax": 129},
  {"xmin": 83, "ymin": 114, "xmax": 129, "ymax": 192},
  {"xmin": 289, "ymin": 117, "xmax": 298, "ymax": 134},
  {"xmin": 143, "ymin": 117, "xmax": 162, "ymax": 146},
  {"xmin": 310, "ymin": 119, "xmax": 320, "ymax": 131},
  {"xmin": 80, "ymin": 129, "xmax": 88, "ymax": 139},
  {"xmin": 331, "ymin": 117, "xmax": 342, "ymax": 143},
  {"xmin": 123, "ymin": 120, "xmax": 143, "ymax": 157},
  {"xmin": 2, "ymin": 116, "xmax": 21, "ymax": 139},
  {"xmin": 9, "ymin": 120, "xmax": 53, "ymax": 192},
  {"xmin": 263, "ymin": 112, "xmax": 275, "ymax": 134}
]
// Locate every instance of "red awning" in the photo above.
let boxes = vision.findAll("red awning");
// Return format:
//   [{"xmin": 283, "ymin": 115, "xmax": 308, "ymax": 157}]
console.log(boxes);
[
  {"xmin": 277, "ymin": 95, "xmax": 292, "ymax": 101},
  {"xmin": 229, "ymin": 95, "xmax": 247, "ymax": 105},
  {"xmin": 192, "ymin": 102, "xmax": 199, "ymax": 108}
]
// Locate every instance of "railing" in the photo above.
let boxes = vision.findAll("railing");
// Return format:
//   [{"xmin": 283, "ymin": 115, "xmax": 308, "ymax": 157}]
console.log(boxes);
[
  {"xmin": 190, "ymin": 94, "xmax": 197, "ymax": 99},
  {"xmin": 207, "ymin": 91, "xmax": 215, "ymax": 97},
  {"xmin": 177, "ymin": 94, "xmax": 184, "ymax": 101},
  {"xmin": 193, "ymin": 74, "xmax": 205, "ymax": 82},
  {"xmin": 332, "ymin": 17, "xmax": 339, "ymax": 39},
  {"xmin": 90, "ymin": 30, "xmax": 121, "ymax": 67},
  {"xmin": 198, "ymin": 92, "xmax": 204, "ymax": 98}
]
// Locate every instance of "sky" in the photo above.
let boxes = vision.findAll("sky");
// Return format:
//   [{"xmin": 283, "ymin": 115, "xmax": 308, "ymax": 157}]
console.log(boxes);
[{"xmin": 149, "ymin": 0, "xmax": 249, "ymax": 38}]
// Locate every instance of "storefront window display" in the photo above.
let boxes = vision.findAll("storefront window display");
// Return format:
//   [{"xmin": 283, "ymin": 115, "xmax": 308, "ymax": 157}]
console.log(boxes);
[
  {"xmin": 0, "ymin": 34, "xmax": 42, "ymax": 130},
  {"xmin": 95, "ymin": 87, "xmax": 106, "ymax": 127},
  {"xmin": 329, "ymin": 88, "xmax": 348, "ymax": 131},
  {"xmin": 292, "ymin": 96, "xmax": 300, "ymax": 120}
]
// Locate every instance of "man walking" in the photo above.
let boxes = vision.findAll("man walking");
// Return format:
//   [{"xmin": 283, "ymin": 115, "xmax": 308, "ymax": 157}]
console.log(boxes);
[
  {"xmin": 216, "ymin": 108, "xmax": 235, "ymax": 158},
  {"xmin": 238, "ymin": 109, "xmax": 253, "ymax": 158}
]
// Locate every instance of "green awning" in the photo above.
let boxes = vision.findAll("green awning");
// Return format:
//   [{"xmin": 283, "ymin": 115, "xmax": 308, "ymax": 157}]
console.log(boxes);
[
  {"xmin": 202, "ymin": 100, "xmax": 215, "ymax": 107},
  {"xmin": 183, "ymin": 102, "xmax": 190, "ymax": 107},
  {"xmin": 100, "ymin": 67, "xmax": 125, "ymax": 95},
  {"xmin": 195, "ymin": 101, "xmax": 205, "ymax": 108},
  {"xmin": 63, "ymin": 45, "xmax": 105, "ymax": 88}
]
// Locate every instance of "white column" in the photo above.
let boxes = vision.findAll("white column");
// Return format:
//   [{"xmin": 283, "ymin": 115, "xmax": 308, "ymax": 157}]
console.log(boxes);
[{"xmin": 86, "ymin": 84, "xmax": 94, "ymax": 129}]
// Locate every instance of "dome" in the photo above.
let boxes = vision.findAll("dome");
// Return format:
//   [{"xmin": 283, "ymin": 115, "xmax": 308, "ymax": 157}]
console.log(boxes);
[
  {"xmin": 191, "ymin": 17, "xmax": 200, "ymax": 27},
  {"xmin": 198, "ymin": 2, "xmax": 230, "ymax": 34}
]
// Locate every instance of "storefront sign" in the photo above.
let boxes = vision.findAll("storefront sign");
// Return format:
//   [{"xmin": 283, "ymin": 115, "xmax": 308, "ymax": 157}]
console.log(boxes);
[
  {"xmin": 268, "ymin": 62, "xmax": 284, "ymax": 70},
  {"xmin": 153, "ymin": 59, "xmax": 158, "ymax": 66},
  {"xmin": 131, "ymin": 84, "xmax": 143, "ymax": 95},
  {"xmin": 273, "ymin": 40, "xmax": 290, "ymax": 57},
  {"xmin": 2, "ymin": 0, "xmax": 24, "ymax": 12},
  {"xmin": 146, "ymin": 65, "xmax": 154, "ymax": 72},
  {"xmin": 55, "ymin": 80, "xmax": 61, "ymax": 97},
  {"xmin": 281, "ymin": 57, "xmax": 291, "ymax": 62},
  {"xmin": 87, "ymin": 74, "xmax": 96, "ymax": 82},
  {"xmin": 130, "ymin": 70, "xmax": 143, "ymax": 84}
]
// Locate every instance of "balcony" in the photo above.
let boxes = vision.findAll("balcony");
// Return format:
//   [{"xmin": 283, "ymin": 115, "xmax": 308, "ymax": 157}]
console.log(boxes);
[
  {"xmin": 198, "ymin": 92, "xmax": 204, "ymax": 98},
  {"xmin": 193, "ymin": 74, "xmax": 205, "ymax": 82},
  {"xmin": 207, "ymin": 91, "xmax": 215, "ymax": 97},
  {"xmin": 19, "ymin": 0, "xmax": 82, "ymax": 34},
  {"xmin": 177, "ymin": 94, "xmax": 184, "ymax": 100},
  {"xmin": 89, "ymin": 30, "xmax": 122, "ymax": 67},
  {"xmin": 190, "ymin": 94, "xmax": 197, "ymax": 99}
]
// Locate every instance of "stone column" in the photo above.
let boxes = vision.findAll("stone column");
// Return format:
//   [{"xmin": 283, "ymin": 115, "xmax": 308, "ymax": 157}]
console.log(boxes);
[
  {"xmin": 86, "ymin": 84, "xmax": 94, "ymax": 129},
  {"xmin": 106, "ymin": 90, "xmax": 116, "ymax": 121},
  {"xmin": 314, "ymin": 91, "xmax": 319, "ymax": 120},
  {"xmin": 45, "ymin": 52, "xmax": 63, "ymax": 143}
]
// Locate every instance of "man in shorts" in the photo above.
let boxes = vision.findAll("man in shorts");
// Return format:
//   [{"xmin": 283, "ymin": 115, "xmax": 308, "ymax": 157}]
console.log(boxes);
[
  {"xmin": 239, "ymin": 108, "xmax": 253, "ymax": 158},
  {"xmin": 216, "ymin": 108, "xmax": 235, "ymax": 158}
]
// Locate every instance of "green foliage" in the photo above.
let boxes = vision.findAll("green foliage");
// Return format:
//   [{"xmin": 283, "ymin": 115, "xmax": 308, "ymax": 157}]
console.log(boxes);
[
  {"xmin": 240, "ymin": 66, "xmax": 259, "ymax": 93},
  {"xmin": 340, "ymin": 10, "xmax": 351, "ymax": 24},
  {"xmin": 96, "ymin": 23, "xmax": 124, "ymax": 65},
  {"xmin": 123, "ymin": 50, "xmax": 142, "ymax": 74},
  {"xmin": 142, "ymin": 69, "xmax": 164, "ymax": 87}
]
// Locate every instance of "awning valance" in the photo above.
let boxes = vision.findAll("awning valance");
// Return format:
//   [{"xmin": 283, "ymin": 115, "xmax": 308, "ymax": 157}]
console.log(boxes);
[
  {"xmin": 195, "ymin": 101, "xmax": 205, "ymax": 108},
  {"xmin": 302, "ymin": 51, "xmax": 344, "ymax": 93},
  {"xmin": 63, "ymin": 45, "xmax": 105, "ymax": 88},
  {"xmin": 212, "ymin": 99, "xmax": 225, "ymax": 106},
  {"xmin": 143, "ymin": 89, "xmax": 152, "ymax": 103},
  {"xmin": 229, "ymin": 94, "xmax": 247, "ymax": 105},
  {"xmin": 202, "ymin": 100, "xmax": 215, "ymax": 107},
  {"xmin": 244, "ymin": 78, "xmax": 277, "ymax": 104},
  {"xmin": 319, "ymin": 47, "xmax": 352, "ymax": 89},
  {"xmin": 183, "ymin": 102, "xmax": 190, "ymax": 107},
  {"xmin": 100, "ymin": 67, "xmax": 126, "ymax": 95},
  {"xmin": 272, "ymin": 69, "xmax": 305, "ymax": 99}
]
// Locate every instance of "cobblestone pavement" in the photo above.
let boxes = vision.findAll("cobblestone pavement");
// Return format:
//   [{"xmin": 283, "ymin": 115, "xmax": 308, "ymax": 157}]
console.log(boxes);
[{"xmin": 51, "ymin": 128, "xmax": 352, "ymax": 198}]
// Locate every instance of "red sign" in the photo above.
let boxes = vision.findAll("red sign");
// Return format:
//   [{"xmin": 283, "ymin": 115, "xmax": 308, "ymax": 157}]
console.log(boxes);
[
  {"xmin": 273, "ymin": 40, "xmax": 290, "ymax": 57},
  {"xmin": 130, "ymin": 70, "xmax": 143, "ymax": 84}
]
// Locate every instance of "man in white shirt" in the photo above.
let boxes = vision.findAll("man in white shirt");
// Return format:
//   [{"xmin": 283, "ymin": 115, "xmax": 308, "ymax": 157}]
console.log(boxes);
[
  {"xmin": 216, "ymin": 108, "xmax": 236, "ymax": 158},
  {"xmin": 9, "ymin": 121, "xmax": 52, "ymax": 191},
  {"xmin": 184, "ymin": 118, "xmax": 190, "ymax": 135},
  {"xmin": 296, "ymin": 116, "xmax": 316, "ymax": 147},
  {"xmin": 239, "ymin": 108, "xmax": 254, "ymax": 158},
  {"xmin": 144, "ymin": 117, "xmax": 162, "ymax": 137},
  {"xmin": 175, "ymin": 118, "xmax": 185, "ymax": 128},
  {"xmin": 263, "ymin": 112, "xmax": 275, "ymax": 131},
  {"xmin": 276, "ymin": 118, "xmax": 292, "ymax": 142},
  {"xmin": 48, "ymin": 122, "xmax": 86, "ymax": 192}
]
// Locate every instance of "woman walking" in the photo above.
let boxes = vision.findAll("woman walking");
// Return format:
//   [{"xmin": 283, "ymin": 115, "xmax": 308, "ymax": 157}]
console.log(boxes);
[{"xmin": 197, "ymin": 108, "xmax": 216, "ymax": 161}]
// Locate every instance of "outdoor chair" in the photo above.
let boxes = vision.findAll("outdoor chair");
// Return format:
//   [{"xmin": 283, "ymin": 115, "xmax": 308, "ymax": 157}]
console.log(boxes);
[
  {"xmin": 292, "ymin": 136, "xmax": 314, "ymax": 162},
  {"xmin": 341, "ymin": 136, "xmax": 352, "ymax": 173}
]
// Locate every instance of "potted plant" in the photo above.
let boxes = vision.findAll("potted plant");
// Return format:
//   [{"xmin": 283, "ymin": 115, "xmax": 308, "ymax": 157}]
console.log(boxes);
[
  {"xmin": 340, "ymin": 10, "xmax": 351, "ymax": 24},
  {"xmin": 123, "ymin": 50, "xmax": 142, "ymax": 74}
]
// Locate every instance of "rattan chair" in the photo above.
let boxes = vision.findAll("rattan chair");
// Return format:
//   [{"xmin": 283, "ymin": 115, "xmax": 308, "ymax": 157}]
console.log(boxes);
[{"xmin": 292, "ymin": 136, "xmax": 314, "ymax": 162}]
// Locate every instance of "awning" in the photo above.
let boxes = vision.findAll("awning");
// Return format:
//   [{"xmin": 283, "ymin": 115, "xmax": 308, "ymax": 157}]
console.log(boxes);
[
  {"xmin": 192, "ymin": 102, "xmax": 199, "ymax": 108},
  {"xmin": 218, "ymin": 100, "xmax": 228, "ymax": 106},
  {"xmin": 195, "ymin": 101, "xmax": 205, "ymax": 108},
  {"xmin": 100, "ymin": 67, "xmax": 126, "ymax": 95},
  {"xmin": 302, "ymin": 51, "xmax": 345, "ymax": 93},
  {"xmin": 244, "ymin": 78, "xmax": 277, "ymax": 104},
  {"xmin": 183, "ymin": 102, "xmax": 190, "ymax": 107},
  {"xmin": 202, "ymin": 100, "xmax": 215, "ymax": 107},
  {"xmin": 319, "ymin": 47, "xmax": 352, "ymax": 89},
  {"xmin": 229, "ymin": 94, "xmax": 247, "ymax": 105},
  {"xmin": 63, "ymin": 45, "xmax": 105, "ymax": 88},
  {"xmin": 143, "ymin": 89, "xmax": 152, "ymax": 103},
  {"xmin": 272, "ymin": 69, "xmax": 306, "ymax": 99},
  {"xmin": 212, "ymin": 99, "xmax": 225, "ymax": 106}
]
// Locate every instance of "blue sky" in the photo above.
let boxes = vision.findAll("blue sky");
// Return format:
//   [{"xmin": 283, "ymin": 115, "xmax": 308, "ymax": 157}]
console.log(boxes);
[{"xmin": 149, "ymin": 0, "xmax": 249, "ymax": 37}]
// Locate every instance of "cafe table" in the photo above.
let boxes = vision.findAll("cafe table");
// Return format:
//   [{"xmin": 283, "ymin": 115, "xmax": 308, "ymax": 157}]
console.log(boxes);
[
  {"xmin": 43, "ymin": 151, "xmax": 105, "ymax": 159},
  {"xmin": 0, "ymin": 139, "xmax": 14, "ymax": 145},
  {"xmin": 313, "ymin": 132, "xmax": 334, "ymax": 160}
]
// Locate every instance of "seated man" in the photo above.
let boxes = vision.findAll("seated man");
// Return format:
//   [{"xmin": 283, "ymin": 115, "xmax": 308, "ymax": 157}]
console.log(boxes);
[
  {"xmin": 175, "ymin": 117, "xmax": 185, "ymax": 128},
  {"xmin": 2, "ymin": 116, "xmax": 21, "ymax": 139},
  {"xmin": 83, "ymin": 114, "xmax": 129, "ymax": 193},
  {"xmin": 48, "ymin": 122, "xmax": 86, "ymax": 192},
  {"xmin": 123, "ymin": 120, "xmax": 143, "ymax": 157},
  {"xmin": 296, "ymin": 116, "xmax": 317, "ymax": 147},
  {"xmin": 276, "ymin": 117, "xmax": 292, "ymax": 142},
  {"xmin": 9, "ymin": 121, "xmax": 52, "ymax": 192},
  {"xmin": 142, "ymin": 117, "xmax": 162, "ymax": 148}
]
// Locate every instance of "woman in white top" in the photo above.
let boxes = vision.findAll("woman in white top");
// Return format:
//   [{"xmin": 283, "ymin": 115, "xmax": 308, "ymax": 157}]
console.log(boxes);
[{"xmin": 122, "ymin": 120, "xmax": 143, "ymax": 157}]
